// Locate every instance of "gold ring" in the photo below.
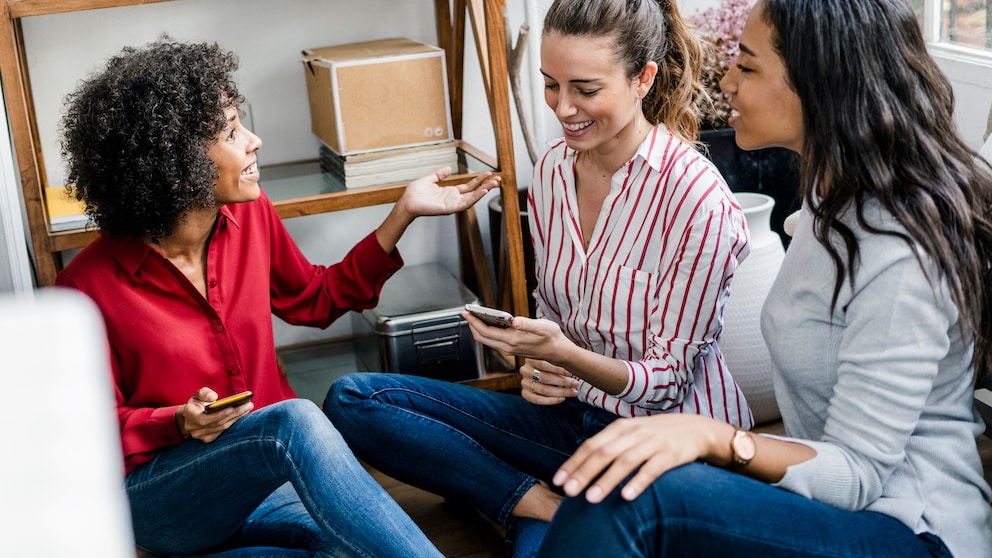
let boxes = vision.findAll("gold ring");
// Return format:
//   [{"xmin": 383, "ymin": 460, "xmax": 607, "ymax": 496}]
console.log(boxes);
[{"xmin": 530, "ymin": 380, "xmax": 537, "ymax": 393}]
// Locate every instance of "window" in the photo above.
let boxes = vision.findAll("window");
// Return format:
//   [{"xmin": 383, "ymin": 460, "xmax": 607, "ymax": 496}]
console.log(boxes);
[{"xmin": 910, "ymin": 0, "xmax": 992, "ymax": 52}]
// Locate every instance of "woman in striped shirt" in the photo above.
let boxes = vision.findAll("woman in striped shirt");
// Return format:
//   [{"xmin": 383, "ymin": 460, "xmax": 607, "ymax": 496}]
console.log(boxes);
[{"xmin": 326, "ymin": 0, "xmax": 752, "ymax": 554}]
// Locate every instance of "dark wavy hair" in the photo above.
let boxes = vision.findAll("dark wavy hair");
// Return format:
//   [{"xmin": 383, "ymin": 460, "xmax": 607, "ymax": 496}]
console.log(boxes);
[
  {"xmin": 761, "ymin": 0, "xmax": 992, "ymax": 382},
  {"xmin": 542, "ymin": 0, "xmax": 708, "ymax": 146},
  {"xmin": 60, "ymin": 38, "xmax": 243, "ymax": 241}
]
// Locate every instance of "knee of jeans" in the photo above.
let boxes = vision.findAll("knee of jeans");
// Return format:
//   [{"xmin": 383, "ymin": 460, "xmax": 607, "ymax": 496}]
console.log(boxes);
[
  {"xmin": 325, "ymin": 373, "xmax": 356, "ymax": 409},
  {"xmin": 324, "ymin": 372, "xmax": 390, "ymax": 413},
  {"xmin": 265, "ymin": 399, "xmax": 327, "ymax": 432},
  {"xmin": 273, "ymin": 398, "xmax": 350, "ymax": 448}
]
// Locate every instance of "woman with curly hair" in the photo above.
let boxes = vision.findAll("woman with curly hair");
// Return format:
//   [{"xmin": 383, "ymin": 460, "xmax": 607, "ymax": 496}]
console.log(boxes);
[
  {"xmin": 55, "ymin": 38, "xmax": 498, "ymax": 557},
  {"xmin": 538, "ymin": 1, "xmax": 992, "ymax": 557},
  {"xmin": 327, "ymin": 0, "xmax": 752, "ymax": 555}
]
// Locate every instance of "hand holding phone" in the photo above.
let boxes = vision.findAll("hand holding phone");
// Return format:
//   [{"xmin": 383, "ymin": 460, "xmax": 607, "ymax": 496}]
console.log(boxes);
[
  {"xmin": 465, "ymin": 303, "xmax": 514, "ymax": 328},
  {"xmin": 203, "ymin": 390, "xmax": 254, "ymax": 414}
]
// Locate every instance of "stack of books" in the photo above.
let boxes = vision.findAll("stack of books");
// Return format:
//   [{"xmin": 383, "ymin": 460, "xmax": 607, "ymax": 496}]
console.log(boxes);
[
  {"xmin": 319, "ymin": 141, "xmax": 460, "ymax": 189},
  {"xmin": 44, "ymin": 186, "xmax": 89, "ymax": 232}
]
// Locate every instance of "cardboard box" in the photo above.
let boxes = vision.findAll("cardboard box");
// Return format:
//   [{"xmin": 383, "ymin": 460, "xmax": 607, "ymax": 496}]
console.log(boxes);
[
  {"xmin": 352, "ymin": 263, "xmax": 483, "ymax": 382},
  {"xmin": 302, "ymin": 38, "xmax": 453, "ymax": 155}
]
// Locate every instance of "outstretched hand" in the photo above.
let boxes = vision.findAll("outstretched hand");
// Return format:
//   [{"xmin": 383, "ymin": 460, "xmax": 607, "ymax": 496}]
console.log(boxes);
[
  {"xmin": 398, "ymin": 167, "xmax": 500, "ymax": 217},
  {"xmin": 375, "ymin": 168, "xmax": 500, "ymax": 254}
]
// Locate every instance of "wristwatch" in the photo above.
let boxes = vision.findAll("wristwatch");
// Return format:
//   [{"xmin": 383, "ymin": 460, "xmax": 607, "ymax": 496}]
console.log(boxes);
[{"xmin": 729, "ymin": 426, "xmax": 756, "ymax": 470}]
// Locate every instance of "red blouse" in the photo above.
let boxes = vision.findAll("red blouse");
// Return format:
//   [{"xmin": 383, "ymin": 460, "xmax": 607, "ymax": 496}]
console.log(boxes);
[{"xmin": 56, "ymin": 191, "xmax": 402, "ymax": 474}]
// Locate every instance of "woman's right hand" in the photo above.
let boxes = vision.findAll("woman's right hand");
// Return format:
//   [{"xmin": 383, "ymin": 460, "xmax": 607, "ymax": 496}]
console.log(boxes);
[
  {"xmin": 519, "ymin": 358, "xmax": 579, "ymax": 405},
  {"xmin": 174, "ymin": 387, "xmax": 253, "ymax": 443}
]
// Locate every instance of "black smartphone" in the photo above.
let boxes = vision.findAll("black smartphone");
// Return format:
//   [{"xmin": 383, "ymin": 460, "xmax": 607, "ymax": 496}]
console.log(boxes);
[
  {"xmin": 464, "ymin": 303, "xmax": 514, "ymax": 328},
  {"xmin": 203, "ymin": 390, "xmax": 254, "ymax": 414}
]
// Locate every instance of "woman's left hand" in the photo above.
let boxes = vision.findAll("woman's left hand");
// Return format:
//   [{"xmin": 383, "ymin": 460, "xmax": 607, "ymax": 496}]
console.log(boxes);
[
  {"xmin": 551, "ymin": 413, "xmax": 719, "ymax": 503},
  {"xmin": 398, "ymin": 167, "xmax": 500, "ymax": 217}
]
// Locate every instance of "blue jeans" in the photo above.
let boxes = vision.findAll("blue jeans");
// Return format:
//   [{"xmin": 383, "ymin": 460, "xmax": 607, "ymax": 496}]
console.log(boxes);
[
  {"xmin": 126, "ymin": 398, "xmax": 441, "ymax": 557},
  {"xmin": 536, "ymin": 462, "xmax": 951, "ymax": 558},
  {"xmin": 325, "ymin": 373, "xmax": 618, "ymax": 529}
]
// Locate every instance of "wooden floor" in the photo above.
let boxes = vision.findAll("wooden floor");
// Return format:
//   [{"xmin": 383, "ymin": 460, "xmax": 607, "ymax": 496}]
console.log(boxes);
[
  {"xmin": 372, "ymin": 468, "xmax": 505, "ymax": 557},
  {"xmin": 374, "ymin": 421, "xmax": 992, "ymax": 558}
]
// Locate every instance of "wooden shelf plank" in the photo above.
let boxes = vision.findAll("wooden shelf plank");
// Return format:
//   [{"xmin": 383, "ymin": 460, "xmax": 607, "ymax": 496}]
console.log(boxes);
[
  {"xmin": 42, "ymin": 142, "xmax": 502, "ymax": 248},
  {"xmin": 5, "ymin": 0, "xmax": 172, "ymax": 19}
]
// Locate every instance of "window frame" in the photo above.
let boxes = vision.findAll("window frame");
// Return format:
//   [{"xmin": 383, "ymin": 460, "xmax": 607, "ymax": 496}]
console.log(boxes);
[{"xmin": 920, "ymin": 0, "xmax": 992, "ymax": 67}]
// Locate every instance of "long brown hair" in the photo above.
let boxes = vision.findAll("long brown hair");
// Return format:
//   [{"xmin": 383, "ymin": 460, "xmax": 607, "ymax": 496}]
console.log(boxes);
[{"xmin": 542, "ymin": 0, "xmax": 708, "ymax": 146}]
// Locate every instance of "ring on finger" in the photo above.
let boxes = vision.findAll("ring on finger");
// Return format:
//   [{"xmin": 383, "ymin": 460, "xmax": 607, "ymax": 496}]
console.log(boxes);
[
  {"xmin": 530, "ymin": 379, "xmax": 538, "ymax": 393},
  {"xmin": 531, "ymin": 372, "xmax": 540, "ymax": 383}
]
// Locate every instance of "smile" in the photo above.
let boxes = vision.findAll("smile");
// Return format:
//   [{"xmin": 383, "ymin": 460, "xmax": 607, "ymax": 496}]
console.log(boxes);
[
  {"xmin": 242, "ymin": 161, "xmax": 258, "ymax": 176},
  {"xmin": 562, "ymin": 120, "xmax": 593, "ymax": 132}
]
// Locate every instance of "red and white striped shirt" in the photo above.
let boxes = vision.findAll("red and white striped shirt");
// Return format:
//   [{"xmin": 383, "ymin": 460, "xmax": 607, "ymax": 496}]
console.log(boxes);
[{"xmin": 529, "ymin": 125, "xmax": 754, "ymax": 427}]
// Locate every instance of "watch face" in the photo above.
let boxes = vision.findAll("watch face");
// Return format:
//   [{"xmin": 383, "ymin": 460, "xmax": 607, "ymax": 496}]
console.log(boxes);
[{"xmin": 735, "ymin": 431, "xmax": 756, "ymax": 461}]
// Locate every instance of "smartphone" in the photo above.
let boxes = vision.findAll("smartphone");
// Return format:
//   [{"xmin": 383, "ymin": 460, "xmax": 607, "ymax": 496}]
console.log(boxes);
[
  {"xmin": 203, "ymin": 390, "xmax": 254, "ymax": 414},
  {"xmin": 464, "ymin": 303, "xmax": 514, "ymax": 328}
]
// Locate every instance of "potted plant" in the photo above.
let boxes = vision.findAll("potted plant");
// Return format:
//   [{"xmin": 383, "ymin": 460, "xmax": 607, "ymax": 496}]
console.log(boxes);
[{"xmin": 690, "ymin": 0, "xmax": 799, "ymax": 244}]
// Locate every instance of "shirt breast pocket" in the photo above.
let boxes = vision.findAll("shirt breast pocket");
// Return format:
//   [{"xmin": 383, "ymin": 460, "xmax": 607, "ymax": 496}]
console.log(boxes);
[{"xmin": 594, "ymin": 265, "xmax": 655, "ymax": 350}]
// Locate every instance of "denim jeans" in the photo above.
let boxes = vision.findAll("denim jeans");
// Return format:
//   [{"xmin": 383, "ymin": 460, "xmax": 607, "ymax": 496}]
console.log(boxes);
[
  {"xmin": 126, "ymin": 398, "xmax": 441, "ymax": 558},
  {"xmin": 325, "ymin": 373, "xmax": 619, "ymax": 530},
  {"xmin": 536, "ymin": 462, "xmax": 951, "ymax": 558}
]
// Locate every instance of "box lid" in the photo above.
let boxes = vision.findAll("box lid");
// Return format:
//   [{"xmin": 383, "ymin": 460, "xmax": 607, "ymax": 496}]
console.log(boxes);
[
  {"xmin": 303, "ymin": 38, "xmax": 441, "ymax": 66},
  {"xmin": 362, "ymin": 263, "xmax": 478, "ymax": 335}
]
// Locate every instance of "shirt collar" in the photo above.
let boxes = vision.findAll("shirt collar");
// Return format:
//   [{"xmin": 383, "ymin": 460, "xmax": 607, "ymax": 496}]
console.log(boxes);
[
  {"xmin": 105, "ymin": 205, "xmax": 241, "ymax": 276},
  {"xmin": 555, "ymin": 123, "xmax": 671, "ymax": 177},
  {"xmin": 636, "ymin": 124, "xmax": 673, "ymax": 174}
]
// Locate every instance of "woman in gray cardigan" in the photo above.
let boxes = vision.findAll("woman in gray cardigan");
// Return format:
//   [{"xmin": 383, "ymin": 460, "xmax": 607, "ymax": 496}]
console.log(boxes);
[{"xmin": 535, "ymin": 1, "xmax": 992, "ymax": 557}]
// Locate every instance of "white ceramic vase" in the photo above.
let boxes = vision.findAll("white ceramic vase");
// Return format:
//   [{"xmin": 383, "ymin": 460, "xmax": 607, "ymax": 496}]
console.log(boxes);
[{"xmin": 721, "ymin": 192, "xmax": 786, "ymax": 424}]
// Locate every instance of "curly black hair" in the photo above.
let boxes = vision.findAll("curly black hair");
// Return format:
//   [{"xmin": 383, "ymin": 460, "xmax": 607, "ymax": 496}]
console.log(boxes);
[{"xmin": 60, "ymin": 38, "xmax": 243, "ymax": 240}]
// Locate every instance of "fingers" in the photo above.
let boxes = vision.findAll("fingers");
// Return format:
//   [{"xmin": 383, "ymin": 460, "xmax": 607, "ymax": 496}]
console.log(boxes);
[
  {"xmin": 552, "ymin": 417, "xmax": 688, "ymax": 503},
  {"xmin": 465, "ymin": 312, "xmax": 516, "ymax": 352},
  {"xmin": 189, "ymin": 402, "xmax": 253, "ymax": 443},
  {"xmin": 431, "ymin": 166, "xmax": 453, "ymax": 181},
  {"xmin": 520, "ymin": 378, "xmax": 567, "ymax": 405},
  {"xmin": 459, "ymin": 170, "xmax": 500, "ymax": 193},
  {"xmin": 552, "ymin": 419, "xmax": 641, "ymax": 498},
  {"xmin": 526, "ymin": 369, "xmax": 578, "ymax": 396},
  {"xmin": 182, "ymin": 388, "xmax": 253, "ymax": 443},
  {"xmin": 466, "ymin": 316, "xmax": 564, "ymax": 362},
  {"xmin": 196, "ymin": 386, "xmax": 218, "ymax": 406},
  {"xmin": 525, "ymin": 359, "xmax": 577, "ymax": 384},
  {"xmin": 518, "ymin": 360, "xmax": 578, "ymax": 404},
  {"xmin": 616, "ymin": 453, "xmax": 672, "ymax": 501},
  {"xmin": 552, "ymin": 415, "xmax": 710, "ymax": 504}
]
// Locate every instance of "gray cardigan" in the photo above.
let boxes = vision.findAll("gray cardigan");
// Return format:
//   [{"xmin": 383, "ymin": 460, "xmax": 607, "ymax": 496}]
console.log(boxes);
[{"xmin": 761, "ymin": 202, "xmax": 992, "ymax": 558}]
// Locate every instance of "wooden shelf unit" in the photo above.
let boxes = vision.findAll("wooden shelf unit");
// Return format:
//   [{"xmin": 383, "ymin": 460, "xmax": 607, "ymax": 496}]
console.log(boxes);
[{"xmin": 0, "ymin": 0, "xmax": 528, "ymax": 388}]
